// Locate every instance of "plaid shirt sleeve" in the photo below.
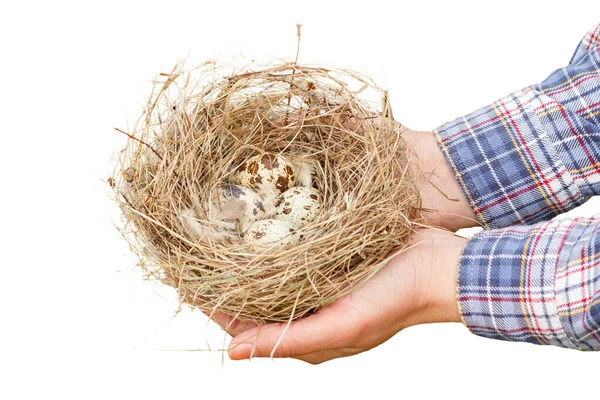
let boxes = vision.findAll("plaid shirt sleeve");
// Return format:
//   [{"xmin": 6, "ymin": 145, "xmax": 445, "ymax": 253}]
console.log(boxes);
[
  {"xmin": 434, "ymin": 24, "xmax": 600, "ymax": 230},
  {"xmin": 458, "ymin": 217, "xmax": 600, "ymax": 350},
  {"xmin": 434, "ymin": 24, "xmax": 600, "ymax": 350}
]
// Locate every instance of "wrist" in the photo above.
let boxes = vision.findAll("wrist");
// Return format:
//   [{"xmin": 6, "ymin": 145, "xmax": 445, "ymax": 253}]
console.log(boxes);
[
  {"xmin": 413, "ymin": 230, "xmax": 466, "ymax": 325},
  {"xmin": 403, "ymin": 128, "xmax": 478, "ymax": 230},
  {"xmin": 432, "ymin": 234, "xmax": 464, "ymax": 324}
]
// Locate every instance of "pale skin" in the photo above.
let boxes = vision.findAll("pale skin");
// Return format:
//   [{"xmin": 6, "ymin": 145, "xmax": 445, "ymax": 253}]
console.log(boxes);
[{"xmin": 212, "ymin": 127, "xmax": 479, "ymax": 364}]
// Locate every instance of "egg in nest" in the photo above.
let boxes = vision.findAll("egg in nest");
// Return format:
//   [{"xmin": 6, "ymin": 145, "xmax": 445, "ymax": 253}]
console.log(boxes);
[
  {"xmin": 275, "ymin": 186, "xmax": 321, "ymax": 228},
  {"xmin": 237, "ymin": 153, "xmax": 296, "ymax": 195},
  {"xmin": 243, "ymin": 219, "xmax": 298, "ymax": 248},
  {"xmin": 215, "ymin": 184, "xmax": 266, "ymax": 230}
]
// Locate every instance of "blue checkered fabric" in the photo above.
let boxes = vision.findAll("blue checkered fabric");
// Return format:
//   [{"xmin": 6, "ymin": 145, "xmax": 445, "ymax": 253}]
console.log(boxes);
[
  {"xmin": 435, "ymin": 25, "xmax": 600, "ymax": 230},
  {"xmin": 459, "ymin": 219, "xmax": 600, "ymax": 350},
  {"xmin": 435, "ymin": 24, "xmax": 600, "ymax": 350}
]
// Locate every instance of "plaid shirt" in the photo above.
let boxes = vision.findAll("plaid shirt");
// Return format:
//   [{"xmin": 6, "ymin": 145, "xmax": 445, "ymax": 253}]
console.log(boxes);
[{"xmin": 434, "ymin": 24, "xmax": 600, "ymax": 350}]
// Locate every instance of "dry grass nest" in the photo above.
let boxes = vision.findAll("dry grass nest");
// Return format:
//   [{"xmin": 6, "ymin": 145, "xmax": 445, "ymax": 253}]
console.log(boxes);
[{"xmin": 111, "ymin": 60, "xmax": 422, "ymax": 324}]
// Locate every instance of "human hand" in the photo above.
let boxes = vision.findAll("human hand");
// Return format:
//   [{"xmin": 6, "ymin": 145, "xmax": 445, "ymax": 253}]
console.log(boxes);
[
  {"xmin": 211, "ymin": 122, "xmax": 475, "ymax": 364},
  {"xmin": 214, "ymin": 228, "xmax": 466, "ymax": 364}
]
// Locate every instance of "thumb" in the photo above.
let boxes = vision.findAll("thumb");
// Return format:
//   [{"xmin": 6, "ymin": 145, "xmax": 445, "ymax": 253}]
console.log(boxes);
[{"xmin": 228, "ymin": 307, "xmax": 349, "ymax": 360}]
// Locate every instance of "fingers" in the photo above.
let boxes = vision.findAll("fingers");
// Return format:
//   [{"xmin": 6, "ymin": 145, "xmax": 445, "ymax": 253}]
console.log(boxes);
[
  {"xmin": 212, "ymin": 314, "xmax": 258, "ymax": 337},
  {"xmin": 228, "ymin": 306, "xmax": 351, "ymax": 360}
]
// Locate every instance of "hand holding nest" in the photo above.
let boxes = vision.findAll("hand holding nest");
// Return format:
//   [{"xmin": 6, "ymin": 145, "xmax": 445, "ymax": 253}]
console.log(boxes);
[{"xmin": 215, "ymin": 127, "xmax": 478, "ymax": 364}]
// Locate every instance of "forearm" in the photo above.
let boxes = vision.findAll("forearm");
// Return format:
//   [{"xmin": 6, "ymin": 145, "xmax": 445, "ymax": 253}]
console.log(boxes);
[
  {"xmin": 433, "ymin": 24, "xmax": 600, "ymax": 229},
  {"xmin": 415, "ymin": 215, "xmax": 600, "ymax": 351},
  {"xmin": 458, "ymin": 216, "xmax": 600, "ymax": 350},
  {"xmin": 425, "ymin": 24, "xmax": 600, "ymax": 351}
]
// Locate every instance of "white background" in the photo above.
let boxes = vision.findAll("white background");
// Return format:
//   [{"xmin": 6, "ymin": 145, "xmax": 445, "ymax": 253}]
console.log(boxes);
[{"xmin": 1, "ymin": 1, "xmax": 598, "ymax": 399}]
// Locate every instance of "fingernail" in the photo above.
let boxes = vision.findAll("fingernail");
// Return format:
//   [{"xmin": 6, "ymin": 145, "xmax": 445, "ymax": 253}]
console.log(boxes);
[{"xmin": 229, "ymin": 343, "xmax": 253, "ymax": 360}]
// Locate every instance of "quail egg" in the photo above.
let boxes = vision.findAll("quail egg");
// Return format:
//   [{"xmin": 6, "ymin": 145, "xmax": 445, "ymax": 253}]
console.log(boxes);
[
  {"xmin": 243, "ymin": 219, "xmax": 298, "ymax": 247},
  {"xmin": 275, "ymin": 186, "xmax": 321, "ymax": 228},
  {"xmin": 237, "ymin": 153, "xmax": 296, "ymax": 195},
  {"xmin": 216, "ymin": 184, "xmax": 265, "ymax": 229}
]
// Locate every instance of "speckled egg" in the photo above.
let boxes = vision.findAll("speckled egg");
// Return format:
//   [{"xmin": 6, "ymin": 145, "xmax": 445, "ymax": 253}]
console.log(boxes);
[
  {"xmin": 243, "ymin": 219, "xmax": 298, "ymax": 247},
  {"xmin": 275, "ymin": 186, "xmax": 321, "ymax": 228},
  {"xmin": 217, "ymin": 184, "xmax": 266, "ymax": 228},
  {"xmin": 237, "ymin": 153, "xmax": 296, "ymax": 195}
]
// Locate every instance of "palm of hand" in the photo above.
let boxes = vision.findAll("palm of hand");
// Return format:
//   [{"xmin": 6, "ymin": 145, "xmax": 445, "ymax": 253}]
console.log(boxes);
[
  {"xmin": 212, "ymin": 128, "xmax": 473, "ymax": 363},
  {"xmin": 218, "ymin": 229, "xmax": 464, "ymax": 364}
]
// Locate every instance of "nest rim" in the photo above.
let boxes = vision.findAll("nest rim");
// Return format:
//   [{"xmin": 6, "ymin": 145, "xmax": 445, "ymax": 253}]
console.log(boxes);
[{"xmin": 111, "ymin": 60, "xmax": 421, "ymax": 324}]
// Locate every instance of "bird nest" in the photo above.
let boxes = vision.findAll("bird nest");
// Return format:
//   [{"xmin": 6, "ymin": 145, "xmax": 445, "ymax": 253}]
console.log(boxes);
[{"xmin": 111, "ymin": 60, "xmax": 421, "ymax": 324}]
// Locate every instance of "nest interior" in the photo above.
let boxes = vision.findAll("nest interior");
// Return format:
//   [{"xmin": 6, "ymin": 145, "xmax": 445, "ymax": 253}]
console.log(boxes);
[{"xmin": 112, "ymin": 61, "xmax": 421, "ymax": 324}]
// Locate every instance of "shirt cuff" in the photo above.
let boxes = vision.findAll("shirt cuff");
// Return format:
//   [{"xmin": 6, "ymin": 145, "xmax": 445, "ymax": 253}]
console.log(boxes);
[
  {"xmin": 434, "ymin": 89, "xmax": 586, "ymax": 229},
  {"xmin": 457, "ymin": 218, "xmax": 600, "ymax": 350}
]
